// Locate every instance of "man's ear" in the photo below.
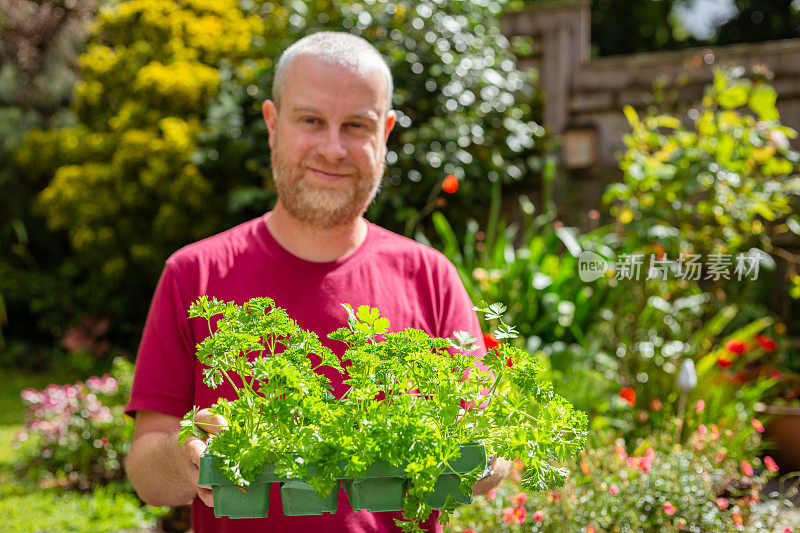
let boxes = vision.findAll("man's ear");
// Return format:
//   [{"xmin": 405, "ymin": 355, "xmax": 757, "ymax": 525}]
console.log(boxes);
[
  {"xmin": 262, "ymin": 100, "xmax": 278, "ymax": 148},
  {"xmin": 383, "ymin": 109, "xmax": 397, "ymax": 143}
]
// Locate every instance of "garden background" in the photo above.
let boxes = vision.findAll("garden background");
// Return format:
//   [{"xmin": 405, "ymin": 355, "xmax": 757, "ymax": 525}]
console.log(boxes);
[{"xmin": 2, "ymin": 0, "xmax": 800, "ymax": 531}]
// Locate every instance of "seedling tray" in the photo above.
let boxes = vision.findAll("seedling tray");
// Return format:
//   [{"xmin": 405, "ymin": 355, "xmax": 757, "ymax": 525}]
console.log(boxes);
[{"xmin": 198, "ymin": 443, "xmax": 485, "ymax": 518}]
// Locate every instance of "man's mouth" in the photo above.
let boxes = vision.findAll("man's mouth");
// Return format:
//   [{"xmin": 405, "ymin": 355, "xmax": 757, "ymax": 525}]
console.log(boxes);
[{"xmin": 308, "ymin": 168, "xmax": 351, "ymax": 181}]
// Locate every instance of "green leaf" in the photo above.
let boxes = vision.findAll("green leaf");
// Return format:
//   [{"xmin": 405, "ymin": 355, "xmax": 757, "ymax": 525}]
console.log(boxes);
[
  {"xmin": 749, "ymin": 84, "xmax": 779, "ymax": 121},
  {"xmin": 623, "ymin": 105, "xmax": 639, "ymax": 128},
  {"xmin": 718, "ymin": 83, "xmax": 749, "ymax": 109}
]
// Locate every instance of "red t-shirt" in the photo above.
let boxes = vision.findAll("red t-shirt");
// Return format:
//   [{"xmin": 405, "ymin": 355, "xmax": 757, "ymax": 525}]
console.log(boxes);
[{"xmin": 126, "ymin": 213, "xmax": 485, "ymax": 533}]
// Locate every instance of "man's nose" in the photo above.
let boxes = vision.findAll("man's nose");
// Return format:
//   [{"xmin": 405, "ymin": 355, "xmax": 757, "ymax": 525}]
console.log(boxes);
[{"xmin": 318, "ymin": 127, "xmax": 348, "ymax": 161}]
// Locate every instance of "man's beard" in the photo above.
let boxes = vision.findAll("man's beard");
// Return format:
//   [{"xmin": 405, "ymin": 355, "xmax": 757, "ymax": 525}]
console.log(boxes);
[{"xmin": 270, "ymin": 131, "xmax": 384, "ymax": 228}]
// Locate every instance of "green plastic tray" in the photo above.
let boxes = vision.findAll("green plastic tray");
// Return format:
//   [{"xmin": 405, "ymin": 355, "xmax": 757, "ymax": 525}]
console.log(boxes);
[{"xmin": 280, "ymin": 480, "xmax": 339, "ymax": 515}]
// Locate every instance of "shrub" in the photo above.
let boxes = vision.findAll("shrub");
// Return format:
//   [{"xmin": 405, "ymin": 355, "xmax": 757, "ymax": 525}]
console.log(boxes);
[
  {"xmin": 603, "ymin": 66, "xmax": 800, "ymax": 313},
  {"xmin": 13, "ymin": 357, "xmax": 134, "ymax": 489},
  {"xmin": 15, "ymin": 0, "xmax": 546, "ymax": 351}
]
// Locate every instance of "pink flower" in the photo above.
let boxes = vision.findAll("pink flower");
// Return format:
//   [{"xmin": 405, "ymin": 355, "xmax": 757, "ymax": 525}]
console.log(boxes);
[
  {"xmin": 698, "ymin": 424, "xmax": 708, "ymax": 436},
  {"xmin": 764, "ymin": 456, "xmax": 779, "ymax": 473},
  {"xmin": 695, "ymin": 399, "xmax": 705, "ymax": 413},
  {"xmin": 486, "ymin": 488, "xmax": 496, "ymax": 501},
  {"xmin": 533, "ymin": 510, "xmax": 544, "ymax": 522},
  {"xmin": 733, "ymin": 512, "xmax": 743, "ymax": 527},
  {"xmin": 663, "ymin": 502, "xmax": 676, "ymax": 515},
  {"xmin": 650, "ymin": 398, "xmax": 663, "ymax": 411},
  {"xmin": 741, "ymin": 460, "xmax": 754, "ymax": 477},
  {"xmin": 502, "ymin": 507, "xmax": 515, "ymax": 523},
  {"xmin": 783, "ymin": 527, "xmax": 792, "ymax": 533},
  {"xmin": 716, "ymin": 497, "xmax": 729, "ymax": 510},
  {"xmin": 627, "ymin": 447, "xmax": 655, "ymax": 473},
  {"xmin": 586, "ymin": 527, "xmax": 596, "ymax": 533},
  {"xmin": 609, "ymin": 484, "xmax": 620, "ymax": 495},
  {"xmin": 512, "ymin": 492, "xmax": 528, "ymax": 506},
  {"xmin": 20, "ymin": 388, "xmax": 42, "ymax": 405},
  {"xmin": 715, "ymin": 451, "xmax": 726, "ymax": 462},
  {"xmin": 751, "ymin": 418, "xmax": 765, "ymax": 433},
  {"xmin": 614, "ymin": 443, "xmax": 627, "ymax": 460}
]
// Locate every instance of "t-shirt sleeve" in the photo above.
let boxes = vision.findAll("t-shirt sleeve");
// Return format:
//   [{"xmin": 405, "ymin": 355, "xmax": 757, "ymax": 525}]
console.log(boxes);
[{"xmin": 125, "ymin": 258, "xmax": 196, "ymax": 419}]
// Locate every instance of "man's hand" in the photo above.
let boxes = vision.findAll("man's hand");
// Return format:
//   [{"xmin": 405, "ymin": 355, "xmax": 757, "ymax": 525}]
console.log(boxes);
[
  {"xmin": 126, "ymin": 409, "xmax": 227, "ymax": 508},
  {"xmin": 471, "ymin": 457, "xmax": 511, "ymax": 495},
  {"xmin": 180, "ymin": 408, "xmax": 229, "ymax": 507}
]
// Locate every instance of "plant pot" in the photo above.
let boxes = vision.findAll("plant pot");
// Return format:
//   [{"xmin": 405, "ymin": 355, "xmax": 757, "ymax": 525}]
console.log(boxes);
[
  {"xmin": 280, "ymin": 480, "xmax": 339, "ymax": 516},
  {"xmin": 756, "ymin": 403, "xmax": 800, "ymax": 472},
  {"xmin": 344, "ymin": 462, "xmax": 408, "ymax": 512},
  {"xmin": 425, "ymin": 443, "xmax": 485, "ymax": 509},
  {"xmin": 198, "ymin": 454, "xmax": 279, "ymax": 518},
  {"xmin": 200, "ymin": 443, "xmax": 486, "ymax": 517}
]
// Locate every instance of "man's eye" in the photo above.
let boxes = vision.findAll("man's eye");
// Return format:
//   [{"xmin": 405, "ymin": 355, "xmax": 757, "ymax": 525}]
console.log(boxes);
[
  {"xmin": 348, "ymin": 123, "xmax": 366, "ymax": 129},
  {"xmin": 303, "ymin": 117, "xmax": 319, "ymax": 124}
]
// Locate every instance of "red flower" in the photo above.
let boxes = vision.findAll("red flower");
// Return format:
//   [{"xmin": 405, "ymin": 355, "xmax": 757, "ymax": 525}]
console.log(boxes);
[
  {"xmin": 716, "ymin": 497, "xmax": 729, "ymax": 510},
  {"xmin": 756, "ymin": 334, "xmax": 777, "ymax": 352},
  {"xmin": 533, "ymin": 510, "xmax": 544, "ymax": 522},
  {"xmin": 442, "ymin": 174, "xmax": 459, "ymax": 193},
  {"xmin": 483, "ymin": 333, "xmax": 499, "ymax": 350},
  {"xmin": 765, "ymin": 456, "xmax": 779, "ymax": 473},
  {"xmin": 733, "ymin": 512, "xmax": 743, "ymax": 527},
  {"xmin": 663, "ymin": 502, "xmax": 676, "ymax": 516},
  {"xmin": 725, "ymin": 339, "xmax": 747, "ymax": 355},
  {"xmin": 751, "ymin": 418, "xmax": 765, "ymax": 433},
  {"xmin": 506, "ymin": 357, "xmax": 514, "ymax": 368},
  {"xmin": 716, "ymin": 356, "xmax": 732, "ymax": 368},
  {"xmin": 619, "ymin": 387, "xmax": 636, "ymax": 406},
  {"xmin": 586, "ymin": 526, "xmax": 596, "ymax": 533},
  {"xmin": 741, "ymin": 460, "xmax": 754, "ymax": 477}
]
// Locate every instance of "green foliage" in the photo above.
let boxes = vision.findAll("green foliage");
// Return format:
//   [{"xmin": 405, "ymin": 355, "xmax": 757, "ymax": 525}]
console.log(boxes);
[
  {"xmin": 428, "ymin": 193, "xmax": 610, "ymax": 352},
  {"xmin": 0, "ymin": 483, "xmax": 166, "ymax": 533},
  {"xmin": 184, "ymin": 296, "xmax": 587, "ymax": 532},
  {"xmin": 604, "ymin": 67, "xmax": 800, "ymax": 261}
]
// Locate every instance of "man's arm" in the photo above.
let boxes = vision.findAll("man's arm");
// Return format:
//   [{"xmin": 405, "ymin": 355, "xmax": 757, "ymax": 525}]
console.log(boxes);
[
  {"xmin": 125, "ymin": 409, "xmax": 222, "ymax": 507},
  {"xmin": 471, "ymin": 457, "xmax": 511, "ymax": 495}
]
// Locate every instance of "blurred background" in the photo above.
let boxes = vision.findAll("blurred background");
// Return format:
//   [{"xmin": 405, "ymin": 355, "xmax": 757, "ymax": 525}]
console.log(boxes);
[{"xmin": 1, "ymin": 0, "xmax": 800, "ymax": 531}]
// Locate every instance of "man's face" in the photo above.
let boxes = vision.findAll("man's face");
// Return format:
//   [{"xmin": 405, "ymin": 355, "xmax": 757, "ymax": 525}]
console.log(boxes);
[{"xmin": 262, "ymin": 54, "xmax": 396, "ymax": 228}]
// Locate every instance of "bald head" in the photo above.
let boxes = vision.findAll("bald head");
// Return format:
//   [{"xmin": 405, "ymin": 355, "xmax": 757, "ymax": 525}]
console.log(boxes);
[{"xmin": 272, "ymin": 31, "xmax": 394, "ymax": 114}]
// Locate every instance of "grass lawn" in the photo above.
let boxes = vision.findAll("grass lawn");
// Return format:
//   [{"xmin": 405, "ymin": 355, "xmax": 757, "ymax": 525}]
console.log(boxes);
[{"xmin": 0, "ymin": 369, "xmax": 167, "ymax": 532}]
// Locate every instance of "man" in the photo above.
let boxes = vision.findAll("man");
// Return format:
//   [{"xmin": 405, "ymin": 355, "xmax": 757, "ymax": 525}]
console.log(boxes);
[{"xmin": 125, "ymin": 32, "xmax": 509, "ymax": 533}]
